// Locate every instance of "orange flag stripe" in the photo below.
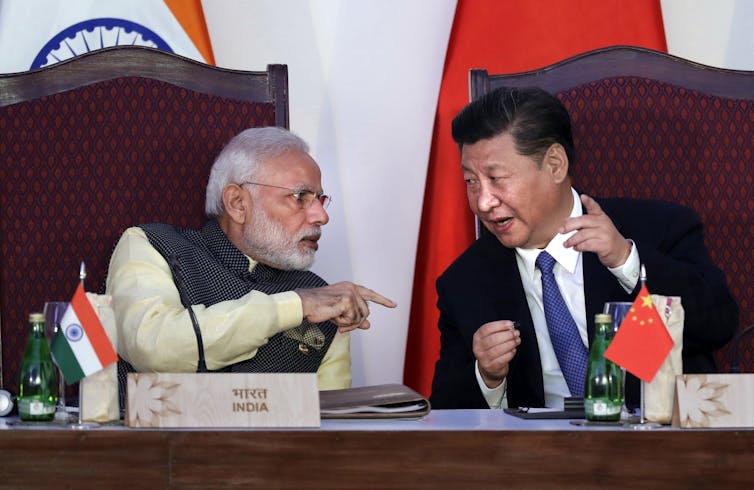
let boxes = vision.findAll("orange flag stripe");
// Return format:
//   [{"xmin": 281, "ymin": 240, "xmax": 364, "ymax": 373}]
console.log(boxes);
[{"xmin": 164, "ymin": 0, "xmax": 215, "ymax": 65}]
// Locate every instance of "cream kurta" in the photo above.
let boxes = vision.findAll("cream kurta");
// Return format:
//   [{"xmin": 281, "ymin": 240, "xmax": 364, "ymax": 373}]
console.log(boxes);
[{"xmin": 106, "ymin": 226, "xmax": 351, "ymax": 390}]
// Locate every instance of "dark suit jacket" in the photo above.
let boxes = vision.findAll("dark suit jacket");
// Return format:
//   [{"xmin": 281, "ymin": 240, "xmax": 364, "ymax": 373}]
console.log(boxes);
[{"xmin": 430, "ymin": 198, "xmax": 739, "ymax": 409}]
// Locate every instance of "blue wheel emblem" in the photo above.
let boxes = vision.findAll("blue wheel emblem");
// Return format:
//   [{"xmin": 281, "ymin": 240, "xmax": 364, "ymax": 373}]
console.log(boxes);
[
  {"xmin": 32, "ymin": 18, "xmax": 172, "ymax": 69},
  {"xmin": 65, "ymin": 323, "xmax": 84, "ymax": 342}
]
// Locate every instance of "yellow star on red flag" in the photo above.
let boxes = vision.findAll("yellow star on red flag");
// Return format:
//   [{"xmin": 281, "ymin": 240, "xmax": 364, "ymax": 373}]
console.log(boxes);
[
  {"xmin": 605, "ymin": 285, "xmax": 674, "ymax": 382},
  {"xmin": 641, "ymin": 294, "xmax": 654, "ymax": 308}
]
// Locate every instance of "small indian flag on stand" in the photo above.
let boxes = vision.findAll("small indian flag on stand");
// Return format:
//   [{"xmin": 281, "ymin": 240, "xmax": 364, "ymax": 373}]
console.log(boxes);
[{"xmin": 51, "ymin": 284, "xmax": 118, "ymax": 384}]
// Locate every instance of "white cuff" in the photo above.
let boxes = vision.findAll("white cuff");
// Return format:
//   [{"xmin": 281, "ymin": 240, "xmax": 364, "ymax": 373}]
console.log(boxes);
[
  {"xmin": 608, "ymin": 239, "xmax": 640, "ymax": 293},
  {"xmin": 475, "ymin": 360, "xmax": 507, "ymax": 409}
]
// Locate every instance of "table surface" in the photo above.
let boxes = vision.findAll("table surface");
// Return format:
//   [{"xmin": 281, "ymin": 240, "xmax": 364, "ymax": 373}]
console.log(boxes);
[
  {"xmin": 4, "ymin": 407, "xmax": 751, "ymax": 431},
  {"xmin": 0, "ymin": 407, "xmax": 727, "ymax": 431},
  {"xmin": 2, "ymin": 409, "xmax": 752, "ymax": 488}
]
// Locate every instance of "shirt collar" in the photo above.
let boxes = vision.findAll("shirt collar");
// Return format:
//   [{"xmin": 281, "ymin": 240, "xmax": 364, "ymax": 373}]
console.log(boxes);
[
  {"xmin": 246, "ymin": 255, "xmax": 258, "ymax": 272},
  {"xmin": 516, "ymin": 187, "xmax": 582, "ymax": 279}
]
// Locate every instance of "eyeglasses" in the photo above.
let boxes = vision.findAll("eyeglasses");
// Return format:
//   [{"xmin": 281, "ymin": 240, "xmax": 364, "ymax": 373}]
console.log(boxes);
[{"xmin": 239, "ymin": 181, "xmax": 332, "ymax": 209}]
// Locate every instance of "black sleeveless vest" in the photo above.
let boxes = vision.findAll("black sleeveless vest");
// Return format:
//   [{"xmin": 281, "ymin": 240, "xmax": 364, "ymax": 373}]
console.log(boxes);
[{"xmin": 120, "ymin": 220, "xmax": 337, "ymax": 378}]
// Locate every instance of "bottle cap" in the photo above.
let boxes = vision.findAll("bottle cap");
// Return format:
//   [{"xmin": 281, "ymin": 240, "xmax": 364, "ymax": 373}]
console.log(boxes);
[
  {"xmin": 594, "ymin": 313, "xmax": 612, "ymax": 324},
  {"xmin": 29, "ymin": 312, "xmax": 45, "ymax": 323}
]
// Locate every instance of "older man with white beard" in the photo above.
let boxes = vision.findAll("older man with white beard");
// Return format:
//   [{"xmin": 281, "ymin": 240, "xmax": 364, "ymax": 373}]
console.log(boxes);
[{"xmin": 106, "ymin": 127, "xmax": 395, "ymax": 390}]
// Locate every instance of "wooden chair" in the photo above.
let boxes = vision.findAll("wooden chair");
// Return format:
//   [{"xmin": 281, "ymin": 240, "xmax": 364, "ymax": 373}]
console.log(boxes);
[
  {"xmin": 0, "ymin": 46, "xmax": 289, "ymax": 394},
  {"xmin": 469, "ymin": 45, "xmax": 754, "ymax": 372}
]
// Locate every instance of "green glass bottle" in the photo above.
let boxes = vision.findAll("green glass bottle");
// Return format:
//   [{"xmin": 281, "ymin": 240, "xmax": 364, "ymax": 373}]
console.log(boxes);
[
  {"xmin": 584, "ymin": 313, "xmax": 623, "ymax": 422},
  {"xmin": 17, "ymin": 312, "xmax": 59, "ymax": 421}
]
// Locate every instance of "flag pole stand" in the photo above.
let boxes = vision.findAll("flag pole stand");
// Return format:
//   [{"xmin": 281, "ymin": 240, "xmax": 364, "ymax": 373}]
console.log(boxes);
[
  {"xmin": 67, "ymin": 261, "xmax": 99, "ymax": 430},
  {"xmin": 68, "ymin": 381, "xmax": 98, "ymax": 430},
  {"xmin": 623, "ymin": 380, "xmax": 661, "ymax": 430}
]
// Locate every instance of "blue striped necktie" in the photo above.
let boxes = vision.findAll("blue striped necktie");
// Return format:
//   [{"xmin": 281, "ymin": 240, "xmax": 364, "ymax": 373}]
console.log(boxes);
[{"xmin": 536, "ymin": 251, "xmax": 588, "ymax": 397}]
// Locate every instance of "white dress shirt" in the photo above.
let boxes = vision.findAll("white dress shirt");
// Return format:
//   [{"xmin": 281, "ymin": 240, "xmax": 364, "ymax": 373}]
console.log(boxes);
[{"xmin": 477, "ymin": 188, "xmax": 640, "ymax": 409}]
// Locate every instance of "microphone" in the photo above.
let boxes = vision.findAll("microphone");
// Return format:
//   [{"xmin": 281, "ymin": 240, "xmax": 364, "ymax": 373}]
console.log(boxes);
[
  {"xmin": 167, "ymin": 254, "xmax": 208, "ymax": 373},
  {"xmin": 729, "ymin": 324, "xmax": 754, "ymax": 374}
]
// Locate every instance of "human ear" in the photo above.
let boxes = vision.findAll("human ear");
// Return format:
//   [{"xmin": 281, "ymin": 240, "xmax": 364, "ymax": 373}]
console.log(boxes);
[
  {"xmin": 544, "ymin": 143, "xmax": 569, "ymax": 183},
  {"xmin": 222, "ymin": 184, "xmax": 249, "ymax": 224}
]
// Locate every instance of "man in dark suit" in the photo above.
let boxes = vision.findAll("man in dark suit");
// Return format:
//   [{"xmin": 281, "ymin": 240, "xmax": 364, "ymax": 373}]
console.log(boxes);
[{"xmin": 430, "ymin": 87, "xmax": 738, "ymax": 410}]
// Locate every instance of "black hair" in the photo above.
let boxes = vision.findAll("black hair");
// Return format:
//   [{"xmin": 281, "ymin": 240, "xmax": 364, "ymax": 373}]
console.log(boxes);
[{"xmin": 451, "ymin": 86, "xmax": 576, "ymax": 170}]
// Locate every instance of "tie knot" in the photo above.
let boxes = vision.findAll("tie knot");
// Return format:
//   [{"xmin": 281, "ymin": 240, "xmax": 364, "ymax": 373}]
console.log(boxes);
[{"xmin": 536, "ymin": 250, "xmax": 556, "ymax": 273}]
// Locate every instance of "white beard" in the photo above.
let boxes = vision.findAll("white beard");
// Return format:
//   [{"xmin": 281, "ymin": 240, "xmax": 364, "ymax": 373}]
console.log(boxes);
[{"xmin": 242, "ymin": 206, "xmax": 320, "ymax": 271}]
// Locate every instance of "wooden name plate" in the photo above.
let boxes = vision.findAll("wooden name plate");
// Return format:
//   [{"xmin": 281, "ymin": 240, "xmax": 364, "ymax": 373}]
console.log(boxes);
[
  {"xmin": 673, "ymin": 374, "xmax": 754, "ymax": 428},
  {"xmin": 125, "ymin": 372, "xmax": 320, "ymax": 428}
]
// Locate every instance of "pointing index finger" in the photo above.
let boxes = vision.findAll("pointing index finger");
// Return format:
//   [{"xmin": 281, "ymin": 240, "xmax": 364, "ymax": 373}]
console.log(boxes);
[{"xmin": 357, "ymin": 285, "xmax": 397, "ymax": 308}]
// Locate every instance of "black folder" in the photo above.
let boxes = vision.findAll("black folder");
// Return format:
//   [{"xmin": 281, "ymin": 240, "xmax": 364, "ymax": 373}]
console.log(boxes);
[
  {"xmin": 319, "ymin": 383, "xmax": 430, "ymax": 419},
  {"xmin": 504, "ymin": 397, "xmax": 585, "ymax": 419}
]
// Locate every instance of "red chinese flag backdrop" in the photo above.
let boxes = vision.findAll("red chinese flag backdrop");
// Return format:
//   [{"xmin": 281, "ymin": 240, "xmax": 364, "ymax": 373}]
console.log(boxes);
[{"xmin": 404, "ymin": 0, "xmax": 668, "ymax": 397}]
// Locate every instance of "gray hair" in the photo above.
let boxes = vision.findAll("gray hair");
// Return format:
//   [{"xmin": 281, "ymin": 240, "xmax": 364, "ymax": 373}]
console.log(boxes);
[{"xmin": 205, "ymin": 126, "xmax": 310, "ymax": 217}]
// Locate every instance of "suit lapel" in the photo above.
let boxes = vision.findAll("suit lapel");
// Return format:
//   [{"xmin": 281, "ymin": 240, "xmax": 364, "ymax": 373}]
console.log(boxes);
[
  {"xmin": 580, "ymin": 198, "xmax": 634, "ymax": 344},
  {"xmin": 582, "ymin": 251, "xmax": 617, "ymax": 345},
  {"xmin": 483, "ymin": 240, "xmax": 545, "ymax": 407}
]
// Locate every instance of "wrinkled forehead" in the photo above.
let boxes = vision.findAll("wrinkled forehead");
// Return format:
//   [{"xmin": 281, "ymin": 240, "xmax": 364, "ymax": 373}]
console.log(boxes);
[{"xmin": 257, "ymin": 150, "xmax": 322, "ymax": 186}]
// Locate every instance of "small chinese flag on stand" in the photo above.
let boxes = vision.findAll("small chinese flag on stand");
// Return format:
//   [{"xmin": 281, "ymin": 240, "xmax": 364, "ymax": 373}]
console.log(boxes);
[
  {"xmin": 51, "ymin": 284, "xmax": 118, "ymax": 384},
  {"xmin": 605, "ymin": 285, "xmax": 674, "ymax": 382}
]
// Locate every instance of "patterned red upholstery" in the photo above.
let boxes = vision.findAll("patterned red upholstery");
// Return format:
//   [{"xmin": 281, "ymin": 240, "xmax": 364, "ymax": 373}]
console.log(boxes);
[
  {"xmin": 561, "ymin": 78, "xmax": 753, "ymax": 371},
  {"xmin": 0, "ymin": 56, "xmax": 284, "ymax": 394},
  {"xmin": 471, "ymin": 47, "xmax": 754, "ymax": 372}
]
